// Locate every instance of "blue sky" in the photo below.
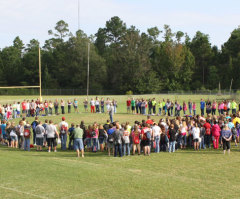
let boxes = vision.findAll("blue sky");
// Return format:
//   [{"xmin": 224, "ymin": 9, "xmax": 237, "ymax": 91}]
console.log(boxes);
[{"xmin": 0, "ymin": 0, "xmax": 240, "ymax": 48}]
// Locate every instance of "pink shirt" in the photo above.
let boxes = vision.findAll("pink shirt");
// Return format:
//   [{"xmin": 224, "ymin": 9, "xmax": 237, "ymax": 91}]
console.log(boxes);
[
  {"xmin": 211, "ymin": 124, "xmax": 221, "ymax": 137},
  {"xmin": 193, "ymin": 104, "xmax": 196, "ymax": 110}
]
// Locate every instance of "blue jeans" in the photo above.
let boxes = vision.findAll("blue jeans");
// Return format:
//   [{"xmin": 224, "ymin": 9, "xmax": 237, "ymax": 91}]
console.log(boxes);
[
  {"xmin": 92, "ymin": 138, "xmax": 98, "ymax": 152},
  {"xmin": 154, "ymin": 136, "xmax": 160, "ymax": 153},
  {"xmin": 159, "ymin": 108, "xmax": 162, "ymax": 115},
  {"xmin": 181, "ymin": 135, "xmax": 187, "ymax": 147},
  {"xmin": 45, "ymin": 108, "xmax": 48, "ymax": 115},
  {"xmin": 109, "ymin": 114, "xmax": 113, "ymax": 123},
  {"xmin": 201, "ymin": 108, "xmax": 204, "ymax": 116},
  {"xmin": 60, "ymin": 133, "xmax": 67, "ymax": 150},
  {"xmin": 14, "ymin": 110, "xmax": 17, "ymax": 119},
  {"xmin": 95, "ymin": 105, "xmax": 100, "ymax": 113},
  {"xmin": 101, "ymin": 106, "xmax": 104, "ymax": 113},
  {"xmin": 68, "ymin": 138, "xmax": 74, "ymax": 150},
  {"xmin": 189, "ymin": 108, "xmax": 192, "ymax": 115},
  {"xmin": 123, "ymin": 143, "xmax": 130, "ymax": 156},
  {"xmin": 33, "ymin": 130, "xmax": 36, "ymax": 145},
  {"xmin": 169, "ymin": 141, "xmax": 176, "ymax": 153},
  {"xmin": 193, "ymin": 110, "xmax": 196, "ymax": 116},
  {"xmin": 36, "ymin": 107, "xmax": 40, "ymax": 116},
  {"xmin": 199, "ymin": 136, "xmax": 205, "ymax": 149},
  {"xmin": 24, "ymin": 138, "xmax": 30, "ymax": 151},
  {"xmin": 114, "ymin": 143, "xmax": 122, "ymax": 157}
]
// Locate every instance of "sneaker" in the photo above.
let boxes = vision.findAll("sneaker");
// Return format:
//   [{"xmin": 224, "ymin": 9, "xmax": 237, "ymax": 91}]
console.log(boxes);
[
  {"xmin": 54, "ymin": 150, "xmax": 57, "ymax": 152},
  {"xmin": 48, "ymin": 150, "xmax": 51, "ymax": 153}
]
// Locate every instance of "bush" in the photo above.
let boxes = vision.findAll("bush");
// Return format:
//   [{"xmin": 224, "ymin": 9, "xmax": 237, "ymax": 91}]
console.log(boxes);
[{"xmin": 126, "ymin": 90, "xmax": 133, "ymax": 95}]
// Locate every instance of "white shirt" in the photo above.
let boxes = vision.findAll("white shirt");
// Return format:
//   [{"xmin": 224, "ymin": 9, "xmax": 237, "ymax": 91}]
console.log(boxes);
[
  {"xmin": 90, "ymin": 100, "xmax": 95, "ymax": 106},
  {"xmin": 95, "ymin": 100, "xmax": 99, "ymax": 105},
  {"xmin": 152, "ymin": 125, "xmax": 161, "ymax": 137},
  {"xmin": 26, "ymin": 103, "xmax": 30, "ymax": 110},
  {"xmin": 59, "ymin": 121, "xmax": 69, "ymax": 130},
  {"xmin": 192, "ymin": 127, "xmax": 200, "ymax": 140},
  {"xmin": 16, "ymin": 104, "xmax": 21, "ymax": 111}
]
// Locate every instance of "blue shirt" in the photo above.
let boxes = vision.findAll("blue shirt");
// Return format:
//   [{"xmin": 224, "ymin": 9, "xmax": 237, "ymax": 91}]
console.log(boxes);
[
  {"xmin": 107, "ymin": 128, "xmax": 115, "ymax": 135},
  {"xmin": 222, "ymin": 130, "xmax": 232, "ymax": 139},
  {"xmin": 1, "ymin": 124, "xmax": 6, "ymax": 135},
  {"xmin": 200, "ymin": 101, "xmax": 205, "ymax": 109},
  {"xmin": 228, "ymin": 122, "xmax": 234, "ymax": 130}
]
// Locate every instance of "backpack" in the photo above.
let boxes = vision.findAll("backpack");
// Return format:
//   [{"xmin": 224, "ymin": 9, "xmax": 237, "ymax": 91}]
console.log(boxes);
[
  {"xmin": 91, "ymin": 131, "xmax": 96, "ymax": 137},
  {"xmin": 146, "ymin": 131, "xmax": 151, "ymax": 140},
  {"xmin": 108, "ymin": 133, "xmax": 114, "ymax": 143},
  {"xmin": 205, "ymin": 128, "xmax": 211, "ymax": 135},
  {"xmin": 232, "ymin": 127, "xmax": 237, "ymax": 136},
  {"xmin": 24, "ymin": 128, "xmax": 30, "ymax": 138},
  {"xmin": 32, "ymin": 121, "xmax": 38, "ymax": 131},
  {"xmin": 35, "ymin": 126, "xmax": 42, "ymax": 134},
  {"xmin": 200, "ymin": 127, "xmax": 206, "ymax": 137},
  {"xmin": 133, "ymin": 134, "xmax": 140, "ymax": 144},
  {"xmin": 60, "ymin": 125, "xmax": 68, "ymax": 134}
]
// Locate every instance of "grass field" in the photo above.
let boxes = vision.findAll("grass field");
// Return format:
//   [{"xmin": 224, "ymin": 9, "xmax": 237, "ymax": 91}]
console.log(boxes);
[{"xmin": 0, "ymin": 94, "xmax": 239, "ymax": 199}]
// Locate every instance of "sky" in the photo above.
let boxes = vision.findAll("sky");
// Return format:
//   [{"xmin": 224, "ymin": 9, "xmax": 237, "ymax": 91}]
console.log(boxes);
[{"xmin": 0, "ymin": 0, "xmax": 240, "ymax": 49}]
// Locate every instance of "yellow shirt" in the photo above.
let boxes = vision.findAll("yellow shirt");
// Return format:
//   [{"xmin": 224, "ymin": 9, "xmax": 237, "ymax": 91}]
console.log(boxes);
[{"xmin": 233, "ymin": 117, "xmax": 240, "ymax": 126}]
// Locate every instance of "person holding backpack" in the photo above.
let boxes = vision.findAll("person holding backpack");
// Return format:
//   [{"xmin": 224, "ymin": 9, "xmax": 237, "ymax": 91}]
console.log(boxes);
[
  {"xmin": 35, "ymin": 121, "xmax": 45, "ymax": 151},
  {"xmin": 31, "ymin": 117, "xmax": 39, "ymax": 146},
  {"xmin": 113, "ymin": 124, "xmax": 123, "ymax": 157},
  {"xmin": 58, "ymin": 117, "xmax": 68, "ymax": 150},
  {"xmin": 23, "ymin": 122, "xmax": 32, "ymax": 151},
  {"xmin": 141, "ymin": 123, "xmax": 152, "ymax": 156},
  {"xmin": 107, "ymin": 124, "xmax": 115, "ymax": 156}
]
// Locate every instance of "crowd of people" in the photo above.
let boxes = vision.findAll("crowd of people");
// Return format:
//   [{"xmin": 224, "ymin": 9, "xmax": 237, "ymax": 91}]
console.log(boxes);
[
  {"xmin": 1, "ymin": 110, "xmax": 239, "ymax": 157},
  {"xmin": 0, "ymin": 97, "xmax": 239, "ymax": 121}
]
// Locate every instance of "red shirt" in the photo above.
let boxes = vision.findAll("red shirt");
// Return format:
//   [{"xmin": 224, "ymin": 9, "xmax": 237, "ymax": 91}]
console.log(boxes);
[
  {"xmin": 146, "ymin": 119, "xmax": 153, "ymax": 125},
  {"xmin": 127, "ymin": 100, "xmax": 131, "ymax": 106},
  {"xmin": 22, "ymin": 102, "xmax": 27, "ymax": 110},
  {"xmin": 203, "ymin": 122, "xmax": 211, "ymax": 135},
  {"xmin": 44, "ymin": 102, "xmax": 48, "ymax": 108},
  {"xmin": 141, "ymin": 127, "xmax": 150, "ymax": 140}
]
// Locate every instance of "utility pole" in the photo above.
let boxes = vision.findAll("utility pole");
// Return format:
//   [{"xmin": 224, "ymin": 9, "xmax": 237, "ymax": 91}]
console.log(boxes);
[{"xmin": 87, "ymin": 43, "xmax": 90, "ymax": 99}]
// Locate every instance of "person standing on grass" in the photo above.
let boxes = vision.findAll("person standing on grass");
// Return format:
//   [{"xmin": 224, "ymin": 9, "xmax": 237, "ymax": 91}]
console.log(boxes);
[
  {"xmin": 73, "ymin": 98, "xmax": 79, "ymax": 113},
  {"xmin": 131, "ymin": 98, "xmax": 136, "ymax": 114},
  {"xmin": 17, "ymin": 120, "xmax": 24, "ymax": 149},
  {"xmin": 203, "ymin": 119, "xmax": 212, "ymax": 148},
  {"xmin": 98, "ymin": 124, "xmax": 107, "ymax": 152},
  {"xmin": 152, "ymin": 98, "xmax": 157, "ymax": 115},
  {"xmin": 188, "ymin": 100, "xmax": 193, "ymax": 115},
  {"xmin": 54, "ymin": 99, "xmax": 59, "ymax": 115},
  {"xmin": 100, "ymin": 98, "xmax": 105, "ymax": 113},
  {"xmin": 231, "ymin": 99, "xmax": 237, "ymax": 114},
  {"xmin": 1, "ymin": 120, "xmax": 7, "ymax": 145},
  {"xmin": 168, "ymin": 124, "xmax": 177, "ymax": 153},
  {"xmin": 67, "ymin": 100, "xmax": 72, "ymax": 113},
  {"xmin": 212, "ymin": 100, "xmax": 217, "ymax": 115},
  {"xmin": 60, "ymin": 99, "xmax": 65, "ymax": 114},
  {"xmin": 90, "ymin": 98, "xmax": 95, "ymax": 113},
  {"xmin": 31, "ymin": 117, "xmax": 39, "ymax": 146},
  {"xmin": 68, "ymin": 123, "xmax": 75, "ymax": 150},
  {"xmin": 206, "ymin": 100, "xmax": 211, "ymax": 115},
  {"xmin": 23, "ymin": 122, "xmax": 31, "ymax": 151},
  {"xmin": 200, "ymin": 99, "xmax": 205, "ymax": 116},
  {"xmin": 127, "ymin": 98, "xmax": 131, "ymax": 114},
  {"xmin": 9, "ymin": 122, "xmax": 18, "ymax": 148},
  {"xmin": 222, "ymin": 122, "xmax": 232, "ymax": 155},
  {"xmin": 35, "ymin": 121, "xmax": 45, "ymax": 151},
  {"xmin": 48, "ymin": 101, "xmax": 53, "ymax": 115},
  {"xmin": 95, "ymin": 97, "xmax": 100, "ymax": 113},
  {"xmin": 141, "ymin": 123, "xmax": 152, "ymax": 156},
  {"xmin": 152, "ymin": 122, "xmax": 161, "ymax": 153},
  {"xmin": 183, "ymin": 101, "xmax": 187, "ymax": 115},
  {"xmin": 123, "ymin": 125, "xmax": 130, "ymax": 156},
  {"xmin": 113, "ymin": 99, "xmax": 117, "ymax": 114},
  {"xmin": 73, "ymin": 124, "xmax": 84, "ymax": 158},
  {"xmin": 192, "ymin": 123, "xmax": 200, "ymax": 150},
  {"xmin": 211, "ymin": 121, "xmax": 221, "ymax": 149},
  {"xmin": 42, "ymin": 119, "xmax": 48, "ymax": 147},
  {"xmin": 108, "ymin": 103, "xmax": 114, "ymax": 123},
  {"xmin": 148, "ymin": 99, "xmax": 152, "ymax": 115},
  {"xmin": 158, "ymin": 100, "xmax": 162, "ymax": 116},
  {"xmin": 107, "ymin": 124, "xmax": 115, "ymax": 156},
  {"xmin": 59, "ymin": 117, "xmax": 68, "ymax": 150},
  {"xmin": 166, "ymin": 99, "xmax": 171, "ymax": 116},
  {"xmin": 91, "ymin": 125, "xmax": 99, "ymax": 152},
  {"xmin": 46, "ymin": 120, "xmax": 59, "ymax": 152},
  {"xmin": 113, "ymin": 124, "xmax": 123, "ymax": 157},
  {"xmin": 44, "ymin": 100, "xmax": 49, "ymax": 116}
]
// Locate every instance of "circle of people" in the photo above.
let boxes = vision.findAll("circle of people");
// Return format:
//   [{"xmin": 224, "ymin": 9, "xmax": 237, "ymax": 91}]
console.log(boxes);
[{"xmin": 0, "ymin": 109, "xmax": 239, "ymax": 157}]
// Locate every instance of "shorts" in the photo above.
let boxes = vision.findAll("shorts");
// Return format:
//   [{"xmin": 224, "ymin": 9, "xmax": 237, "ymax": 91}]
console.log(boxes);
[
  {"xmin": 17, "ymin": 111, "xmax": 20, "ymax": 115},
  {"xmin": 74, "ymin": 138, "xmax": 83, "ymax": 150},
  {"xmin": 127, "ymin": 106, "xmax": 130, "ymax": 110},
  {"xmin": 47, "ymin": 138, "xmax": 57, "ymax": 147},
  {"xmin": 131, "ymin": 106, "xmax": 135, "ymax": 111},
  {"xmin": 142, "ymin": 140, "xmax": 151, "ymax": 147},
  {"xmin": 194, "ymin": 139, "xmax": 199, "ymax": 142},
  {"xmin": 36, "ymin": 138, "xmax": 43, "ymax": 146},
  {"xmin": 84, "ymin": 105, "xmax": 87, "ymax": 109},
  {"xmin": 99, "ymin": 137, "xmax": 105, "ymax": 144},
  {"xmin": 11, "ymin": 136, "xmax": 18, "ymax": 141},
  {"xmin": 223, "ymin": 139, "xmax": 230, "ymax": 150},
  {"xmin": 74, "ymin": 106, "xmax": 78, "ymax": 109},
  {"xmin": 107, "ymin": 142, "xmax": 114, "ymax": 148}
]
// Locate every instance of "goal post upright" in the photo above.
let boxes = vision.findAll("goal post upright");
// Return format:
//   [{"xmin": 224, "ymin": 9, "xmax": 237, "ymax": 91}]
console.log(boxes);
[{"xmin": 39, "ymin": 47, "xmax": 42, "ymax": 102}]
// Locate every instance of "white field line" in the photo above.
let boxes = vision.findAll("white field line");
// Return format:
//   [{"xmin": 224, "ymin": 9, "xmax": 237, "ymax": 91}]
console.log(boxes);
[
  {"xmin": 61, "ymin": 187, "xmax": 105, "ymax": 199},
  {"xmin": 0, "ymin": 185, "xmax": 48, "ymax": 199}
]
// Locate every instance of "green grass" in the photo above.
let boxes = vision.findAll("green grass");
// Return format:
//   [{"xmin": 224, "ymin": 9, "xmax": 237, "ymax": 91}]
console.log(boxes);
[{"xmin": 0, "ymin": 94, "xmax": 239, "ymax": 199}]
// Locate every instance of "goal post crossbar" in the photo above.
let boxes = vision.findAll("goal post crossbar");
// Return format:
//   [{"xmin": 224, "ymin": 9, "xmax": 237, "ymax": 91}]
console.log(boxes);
[{"xmin": 0, "ymin": 86, "xmax": 40, "ymax": 89}]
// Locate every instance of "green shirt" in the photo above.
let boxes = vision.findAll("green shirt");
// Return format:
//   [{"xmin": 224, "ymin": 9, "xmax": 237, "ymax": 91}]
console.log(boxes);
[
  {"xmin": 131, "ymin": 100, "xmax": 136, "ymax": 106},
  {"xmin": 73, "ymin": 127, "xmax": 83, "ymax": 139},
  {"xmin": 152, "ymin": 100, "xmax": 156, "ymax": 106},
  {"xmin": 231, "ymin": 102, "xmax": 237, "ymax": 109}
]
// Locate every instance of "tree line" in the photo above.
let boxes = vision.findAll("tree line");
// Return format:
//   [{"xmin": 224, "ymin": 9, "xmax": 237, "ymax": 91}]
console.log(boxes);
[{"xmin": 0, "ymin": 16, "xmax": 240, "ymax": 94}]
